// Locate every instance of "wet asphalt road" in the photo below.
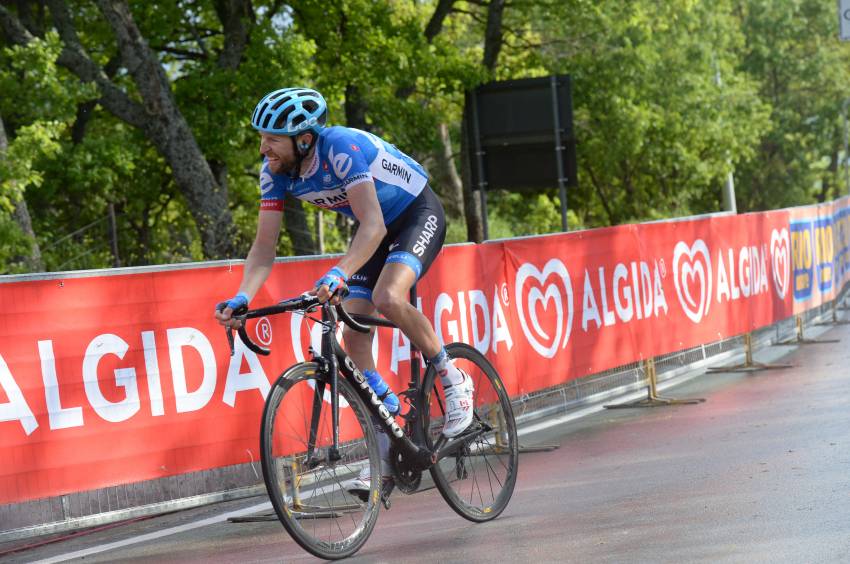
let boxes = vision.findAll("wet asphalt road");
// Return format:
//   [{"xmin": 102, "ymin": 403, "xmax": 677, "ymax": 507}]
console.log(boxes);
[{"xmin": 4, "ymin": 320, "xmax": 850, "ymax": 564}]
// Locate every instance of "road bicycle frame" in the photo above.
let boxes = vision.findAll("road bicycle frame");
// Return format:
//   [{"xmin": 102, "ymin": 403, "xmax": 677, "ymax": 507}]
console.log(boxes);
[{"xmin": 226, "ymin": 292, "xmax": 483, "ymax": 476}]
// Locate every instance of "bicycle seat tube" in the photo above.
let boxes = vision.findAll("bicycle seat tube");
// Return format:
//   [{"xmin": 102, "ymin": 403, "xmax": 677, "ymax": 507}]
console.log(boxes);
[{"xmin": 408, "ymin": 284, "xmax": 421, "ymax": 391}]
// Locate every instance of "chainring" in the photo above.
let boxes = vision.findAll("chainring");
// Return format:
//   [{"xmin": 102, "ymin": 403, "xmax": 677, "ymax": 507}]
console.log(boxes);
[{"xmin": 390, "ymin": 445, "xmax": 422, "ymax": 494}]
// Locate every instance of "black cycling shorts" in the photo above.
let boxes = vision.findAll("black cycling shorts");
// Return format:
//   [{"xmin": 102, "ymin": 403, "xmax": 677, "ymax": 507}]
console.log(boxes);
[{"xmin": 347, "ymin": 187, "xmax": 446, "ymax": 303}]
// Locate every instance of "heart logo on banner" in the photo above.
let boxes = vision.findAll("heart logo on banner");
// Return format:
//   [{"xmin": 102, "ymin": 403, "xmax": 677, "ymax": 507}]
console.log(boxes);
[
  {"xmin": 673, "ymin": 240, "xmax": 713, "ymax": 324},
  {"xmin": 514, "ymin": 259, "xmax": 574, "ymax": 359},
  {"xmin": 770, "ymin": 228, "xmax": 790, "ymax": 299}
]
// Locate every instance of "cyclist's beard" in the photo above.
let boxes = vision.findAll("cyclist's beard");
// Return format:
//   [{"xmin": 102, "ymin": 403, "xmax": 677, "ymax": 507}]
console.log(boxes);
[{"xmin": 266, "ymin": 153, "xmax": 297, "ymax": 176}]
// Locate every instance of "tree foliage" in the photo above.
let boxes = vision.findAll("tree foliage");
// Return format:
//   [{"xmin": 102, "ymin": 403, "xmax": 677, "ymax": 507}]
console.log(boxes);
[{"xmin": 1, "ymin": 0, "xmax": 849, "ymax": 274}]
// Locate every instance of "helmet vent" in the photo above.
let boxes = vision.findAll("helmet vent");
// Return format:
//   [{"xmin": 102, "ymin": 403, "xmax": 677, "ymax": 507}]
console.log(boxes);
[
  {"xmin": 273, "ymin": 106, "xmax": 295, "ymax": 130},
  {"xmin": 256, "ymin": 102, "xmax": 269, "ymax": 122}
]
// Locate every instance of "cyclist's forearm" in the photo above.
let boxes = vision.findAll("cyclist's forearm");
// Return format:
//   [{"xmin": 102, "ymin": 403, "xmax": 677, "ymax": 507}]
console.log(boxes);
[
  {"xmin": 336, "ymin": 221, "xmax": 386, "ymax": 277},
  {"xmin": 238, "ymin": 243, "xmax": 276, "ymax": 301}
]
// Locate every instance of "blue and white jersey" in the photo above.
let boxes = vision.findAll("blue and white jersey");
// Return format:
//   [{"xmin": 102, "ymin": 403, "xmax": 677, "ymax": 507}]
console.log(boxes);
[{"xmin": 259, "ymin": 126, "xmax": 429, "ymax": 224}]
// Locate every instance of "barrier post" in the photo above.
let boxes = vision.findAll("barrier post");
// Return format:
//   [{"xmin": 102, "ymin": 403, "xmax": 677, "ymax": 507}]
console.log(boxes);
[
  {"xmin": 816, "ymin": 294, "xmax": 850, "ymax": 326},
  {"xmin": 605, "ymin": 357, "xmax": 705, "ymax": 409},
  {"xmin": 229, "ymin": 448, "xmax": 354, "ymax": 524},
  {"xmin": 776, "ymin": 315, "xmax": 841, "ymax": 345},
  {"xmin": 707, "ymin": 332, "xmax": 793, "ymax": 373}
]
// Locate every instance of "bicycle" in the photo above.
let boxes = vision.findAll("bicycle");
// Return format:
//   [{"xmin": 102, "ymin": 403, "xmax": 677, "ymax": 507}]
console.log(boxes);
[{"xmin": 221, "ymin": 291, "xmax": 519, "ymax": 560}]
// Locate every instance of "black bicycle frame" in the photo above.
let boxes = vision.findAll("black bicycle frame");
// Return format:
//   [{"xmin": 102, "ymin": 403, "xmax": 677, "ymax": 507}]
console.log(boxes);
[
  {"xmin": 228, "ymin": 292, "xmax": 482, "ymax": 472},
  {"xmin": 315, "ymin": 302, "xmax": 435, "ymax": 471}
]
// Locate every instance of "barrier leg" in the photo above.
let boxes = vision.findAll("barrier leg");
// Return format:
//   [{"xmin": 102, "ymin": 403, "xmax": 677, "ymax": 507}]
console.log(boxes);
[
  {"xmin": 815, "ymin": 299, "xmax": 850, "ymax": 326},
  {"xmin": 605, "ymin": 358, "xmax": 705, "ymax": 409},
  {"xmin": 837, "ymin": 291, "xmax": 850, "ymax": 311},
  {"xmin": 775, "ymin": 315, "xmax": 841, "ymax": 346},
  {"xmin": 490, "ymin": 403, "xmax": 558, "ymax": 454},
  {"xmin": 706, "ymin": 332, "xmax": 793, "ymax": 373},
  {"xmin": 229, "ymin": 458, "xmax": 352, "ymax": 523}
]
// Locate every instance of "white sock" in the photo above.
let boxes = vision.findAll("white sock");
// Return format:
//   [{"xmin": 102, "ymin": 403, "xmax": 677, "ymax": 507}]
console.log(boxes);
[{"xmin": 431, "ymin": 347, "xmax": 463, "ymax": 386}]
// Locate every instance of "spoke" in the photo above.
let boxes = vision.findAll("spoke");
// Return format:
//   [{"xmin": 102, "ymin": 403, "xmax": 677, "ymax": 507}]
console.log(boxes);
[{"xmin": 478, "ymin": 435, "xmax": 507, "ymax": 490}]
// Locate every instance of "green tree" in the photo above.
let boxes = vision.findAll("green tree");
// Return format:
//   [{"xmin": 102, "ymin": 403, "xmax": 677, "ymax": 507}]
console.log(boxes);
[
  {"xmin": 531, "ymin": 0, "xmax": 770, "ymax": 225},
  {"xmin": 732, "ymin": 0, "xmax": 850, "ymax": 210}
]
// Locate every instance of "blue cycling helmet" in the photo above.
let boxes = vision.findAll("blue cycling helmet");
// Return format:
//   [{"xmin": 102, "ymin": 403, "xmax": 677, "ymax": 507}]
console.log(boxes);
[{"xmin": 251, "ymin": 87, "xmax": 327, "ymax": 136}]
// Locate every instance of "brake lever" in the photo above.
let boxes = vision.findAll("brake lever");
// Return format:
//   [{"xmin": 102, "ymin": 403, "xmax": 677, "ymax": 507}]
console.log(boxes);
[
  {"xmin": 217, "ymin": 302, "xmax": 248, "ymax": 357},
  {"xmin": 226, "ymin": 326, "xmax": 235, "ymax": 356}
]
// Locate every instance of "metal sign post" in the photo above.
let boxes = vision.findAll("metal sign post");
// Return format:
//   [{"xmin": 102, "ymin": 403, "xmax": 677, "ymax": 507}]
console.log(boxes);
[
  {"xmin": 844, "ymin": 98, "xmax": 850, "ymax": 197},
  {"xmin": 550, "ymin": 76, "xmax": 569, "ymax": 231},
  {"xmin": 840, "ymin": 0, "xmax": 850, "ymax": 41}
]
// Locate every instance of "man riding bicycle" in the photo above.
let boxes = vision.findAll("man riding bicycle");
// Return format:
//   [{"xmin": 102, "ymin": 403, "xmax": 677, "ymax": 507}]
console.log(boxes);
[{"xmin": 214, "ymin": 87, "xmax": 474, "ymax": 492}]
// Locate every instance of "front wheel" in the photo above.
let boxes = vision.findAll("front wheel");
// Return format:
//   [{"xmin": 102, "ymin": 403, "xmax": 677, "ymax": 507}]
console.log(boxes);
[
  {"xmin": 422, "ymin": 343, "xmax": 519, "ymax": 522},
  {"xmin": 260, "ymin": 362, "xmax": 382, "ymax": 560}
]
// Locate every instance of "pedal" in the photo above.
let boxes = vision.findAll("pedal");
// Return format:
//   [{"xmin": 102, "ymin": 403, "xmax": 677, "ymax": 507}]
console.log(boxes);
[{"xmin": 381, "ymin": 477, "xmax": 395, "ymax": 510}]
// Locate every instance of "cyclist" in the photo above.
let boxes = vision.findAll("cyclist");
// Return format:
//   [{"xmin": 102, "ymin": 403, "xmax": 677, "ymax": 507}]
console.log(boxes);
[{"xmin": 214, "ymin": 87, "xmax": 474, "ymax": 491}]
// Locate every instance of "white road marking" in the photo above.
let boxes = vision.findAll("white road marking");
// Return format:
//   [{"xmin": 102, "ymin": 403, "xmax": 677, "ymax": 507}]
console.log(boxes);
[
  {"xmin": 30, "ymin": 501, "xmax": 271, "ymax": 564},
  {"xmin": 34, "ymin": 368, "xmax": 707, "ymax": 563}
]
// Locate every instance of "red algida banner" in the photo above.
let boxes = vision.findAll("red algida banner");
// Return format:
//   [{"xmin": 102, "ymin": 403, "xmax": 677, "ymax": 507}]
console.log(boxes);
[{"xmin": 2, "ymin": 201, "xmax": 848, "ymax": 506}]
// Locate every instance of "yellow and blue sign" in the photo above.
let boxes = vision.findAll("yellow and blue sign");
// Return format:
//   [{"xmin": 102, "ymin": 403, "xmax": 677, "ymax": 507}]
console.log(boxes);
[
  {"xmin": 791, "ymin": 202, "xmax": 850, "ymax": 303},
  {"xmin": 791, "ymin": 220, "xmax": 815, "ymax": 301},
  {"xmin": 791, "ymin": 217, "xmax": 834, "ymax": 300}
]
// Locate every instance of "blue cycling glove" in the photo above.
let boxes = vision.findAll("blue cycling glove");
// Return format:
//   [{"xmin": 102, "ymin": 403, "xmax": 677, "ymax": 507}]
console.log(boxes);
[
  {"xmin": 315, "ymin": 266, "xmax": 348, "ymax": 295},
  {"xmin": 217, "ymin": 291, "xmax": 249, "ymax": 313}
]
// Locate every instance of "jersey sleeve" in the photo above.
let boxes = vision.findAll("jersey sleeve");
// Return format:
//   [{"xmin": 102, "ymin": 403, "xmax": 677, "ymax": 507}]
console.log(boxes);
[
  {"xmin": 259, "ymin": 159, "xmax": 288, "ymax": 212},
  {"xmin": 325, "ymin": 130, "xmax": 373, "ymax": 189}
]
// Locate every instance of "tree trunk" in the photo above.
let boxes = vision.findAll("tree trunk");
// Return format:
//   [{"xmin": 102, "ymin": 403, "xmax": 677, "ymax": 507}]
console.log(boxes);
[
  {"xmin": 92, "ymin": 0, "xmax": 238, "ymax": 259},
  {"xmin": 0, "ymin": 112, "xmax": 45, "ymax": 272},
  {"xmin": 11, "ymin": 199, "xmax": 45, "ymax": 272},
  {"xmin": 284, "ymin": 193, "xmax": 316, "ymax": 255},
  {"xmin": 460, "ymin": 106, "xmax": 485, "ymax": 242},
  {"xmin": 459, "ymin": 0, "xmax": 507, "ymax": 243},
  {"xmin": 213, "ymin": 0, "xmax": 253, "ymax": 70},
  {"xmin": 435, "ymin": 122, "xmax": 465, "ymax": 218},
  {"xmin": 482, "ymin": 0, "xmax": 507, "ymax": 71},
  {"xmin": 345, "ymin": 84, "xmax": 369, "ymax": 131}
]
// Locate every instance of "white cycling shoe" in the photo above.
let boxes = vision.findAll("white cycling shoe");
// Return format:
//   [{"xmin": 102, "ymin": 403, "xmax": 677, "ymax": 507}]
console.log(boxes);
[
  {"xmin": 346, "ymin": 425, "xmax": 393, "ymax": 502},
  {"xmin": 345, "ymin": 467, "xmax": 373, "ymax": 501},
  {"xmin": 345, "ymin": 466, "xmax": 393, "ymax": 503},
  {"xmin": 441, "ymin": 368, "xmax": 475, "ymax": 438}
]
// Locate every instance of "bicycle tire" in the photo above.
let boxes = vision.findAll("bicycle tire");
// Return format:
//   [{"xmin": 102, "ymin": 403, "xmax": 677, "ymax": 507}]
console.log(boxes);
[
  {"xmin": 422, "ymin": 343, "xmax": 519, "ymax": 522},
  {"xmin": 260, "ymin": 362, "xmax": 382, "ymax": 560}
]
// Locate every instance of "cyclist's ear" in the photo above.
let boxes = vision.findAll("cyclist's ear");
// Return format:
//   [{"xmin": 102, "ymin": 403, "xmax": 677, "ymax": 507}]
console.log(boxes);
[{"xmin": 296, "ymin": 132, "xmax": 313, "ymax": 152}]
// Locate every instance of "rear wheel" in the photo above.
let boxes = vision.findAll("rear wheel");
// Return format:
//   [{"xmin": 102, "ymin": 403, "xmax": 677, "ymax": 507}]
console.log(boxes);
[
  {"xmin": 260, "ymin": 362, "xmax": 382, "ymax": 560},
  {"xmin": 422, "ymin": 343, "xmax": 519, "ymax": 522}
]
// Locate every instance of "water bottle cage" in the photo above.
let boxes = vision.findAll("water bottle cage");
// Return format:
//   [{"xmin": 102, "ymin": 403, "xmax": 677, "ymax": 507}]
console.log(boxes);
[{"xmin": 397, "ymin": 387, "xmax": 417, "ymax": 401}]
